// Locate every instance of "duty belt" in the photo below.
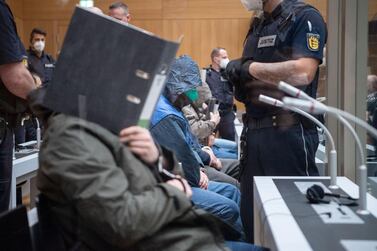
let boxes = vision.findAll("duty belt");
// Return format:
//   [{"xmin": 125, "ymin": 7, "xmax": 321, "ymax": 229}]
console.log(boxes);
[{"xmin": 243, "ymin": 113, "xmax": 300, "ymax": 130}]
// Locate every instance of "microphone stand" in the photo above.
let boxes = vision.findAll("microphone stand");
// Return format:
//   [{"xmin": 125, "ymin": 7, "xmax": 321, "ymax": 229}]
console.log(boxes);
[
  {"xmin": 259, "ymin": 95, "xmax": 338, "ymax": 188},
  {"xmin": 283, "ymin": 97, "xmax": 371, "ymax": 215},
  {"xmin": 278, "ymin": 81, "xmax": 365, "ymax": 189}
]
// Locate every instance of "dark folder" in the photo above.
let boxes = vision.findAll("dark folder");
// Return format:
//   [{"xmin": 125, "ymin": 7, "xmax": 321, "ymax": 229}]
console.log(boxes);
[{"xmin": 43, "ymin": 6, "xmax": 179, "ymax": 133}]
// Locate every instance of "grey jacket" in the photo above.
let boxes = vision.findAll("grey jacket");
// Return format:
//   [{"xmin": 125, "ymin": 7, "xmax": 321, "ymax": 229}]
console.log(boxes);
[
  {"xmin": 182, "ymin": 104, "xmax": 216, "ymax": 143},
  {"xmin": 36, "ymin": 112, "xmax": 229, "ymax": 251}
]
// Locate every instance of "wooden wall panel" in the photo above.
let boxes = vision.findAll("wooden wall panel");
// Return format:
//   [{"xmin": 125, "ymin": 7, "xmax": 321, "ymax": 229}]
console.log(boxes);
[
  {"xmin": 96, "ymin": 0, "xmax": 163, "ymax": 20},
  {"xmin": 161, "ymin": 18, "xmax": 249, "ymax": 67},
  {"xmin": 14, "ymin": 0, "xmax": 335, "ymax": 68},
  {"xmin": 162, "ymin": 0, "xmax": 250, "ymax": 19},
  {"xmin": 22, "ymin": 0, "xmax": 76, "ymax": 20},
  {"xmin": 369, "ymin": 0, "xmax": 377, "ymax": 21}
]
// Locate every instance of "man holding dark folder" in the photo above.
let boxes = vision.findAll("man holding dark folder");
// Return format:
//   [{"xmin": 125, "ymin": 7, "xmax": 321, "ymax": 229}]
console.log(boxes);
[{"xmin": 30, "ymin": 6, "xmax": 264, "ymax": 251}]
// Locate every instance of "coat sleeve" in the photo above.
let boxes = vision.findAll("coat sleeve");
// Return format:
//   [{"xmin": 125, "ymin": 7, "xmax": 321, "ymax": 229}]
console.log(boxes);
[
  {"xmin": 150, "ymin": 115, "xmax": 201, "ymax": 187},
  {"xmin": 41, "ymin": 123, "xmax": 193, "ymax": 249}
]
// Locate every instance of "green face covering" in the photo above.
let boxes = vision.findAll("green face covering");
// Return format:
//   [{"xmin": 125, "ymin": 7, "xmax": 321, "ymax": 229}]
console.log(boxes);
[{"xmin": 185, "ymin": 89, "xmax": 199, "ymax": 102}]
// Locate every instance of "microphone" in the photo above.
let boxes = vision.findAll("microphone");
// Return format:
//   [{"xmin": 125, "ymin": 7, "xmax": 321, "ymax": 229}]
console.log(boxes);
[
  {"xmin": 258, "ymin": 95, "xmax": 337, "ymax": 188},
  {"xmin": 283, "ymin": 97, "xmax": 371, "ymax": 215},
  {"xmin": 35, "ymin": 117, "xmax": 41, "ymax": 149},
  {"xmin": 278, "ymin": 81, "xmax": 313, "ymax": 101}
]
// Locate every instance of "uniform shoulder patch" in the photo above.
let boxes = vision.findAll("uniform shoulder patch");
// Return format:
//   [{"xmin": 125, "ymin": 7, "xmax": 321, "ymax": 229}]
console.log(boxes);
[{"xmin": 307, "ymin": 33, "xmax": 320, "ymax": 51}]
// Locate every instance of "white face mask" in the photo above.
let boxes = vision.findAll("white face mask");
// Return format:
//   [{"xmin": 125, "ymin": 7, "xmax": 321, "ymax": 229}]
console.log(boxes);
[
  {"xmin": 33, "ymin": 41, "xmax": 45, "ymax": 52},
  {"xmin": 240, "ymin": 0, "xmax": 264, "ymax": 11},
  {"xmin": 219, "ymin": 58, "xmax": 230, "ymax": 69}
]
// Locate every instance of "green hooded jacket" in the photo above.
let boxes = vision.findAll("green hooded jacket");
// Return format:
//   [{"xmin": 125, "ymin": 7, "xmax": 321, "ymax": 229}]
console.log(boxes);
[{"xmin": 31, "ymin": 89, "xmax": 229, "ymax": 251}]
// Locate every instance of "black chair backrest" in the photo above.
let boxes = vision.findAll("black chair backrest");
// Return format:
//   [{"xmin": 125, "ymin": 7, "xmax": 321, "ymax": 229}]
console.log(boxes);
[{"xmin": 0, "ymin": 206, "xmax": 33, "ymax": 251}]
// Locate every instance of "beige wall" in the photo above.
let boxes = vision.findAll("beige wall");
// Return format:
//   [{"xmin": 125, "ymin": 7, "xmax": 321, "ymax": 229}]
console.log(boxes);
[
  {"xmin": 7, "ymin": 0, "xmax": 329, "ymax": 68},
  {"xmin": 8, "ymin": 0, "xmax": 377, "ymax": 107}
]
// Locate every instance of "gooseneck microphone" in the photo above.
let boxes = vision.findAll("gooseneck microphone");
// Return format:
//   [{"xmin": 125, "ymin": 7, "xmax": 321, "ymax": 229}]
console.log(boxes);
[
  {"xmin": 258, "ymin": 94, "xmax": 337, "ymax": 188},
  {"xmin": 283, "ymin": 97, "xmax": 371, "ymax": 215},
  {"xmin": 35, "ymin": 117, "xmax": 41, "ymax": 149},
  {"xmin": 278, "ymin": 81, "xmax": 366, "ymax": 190}
]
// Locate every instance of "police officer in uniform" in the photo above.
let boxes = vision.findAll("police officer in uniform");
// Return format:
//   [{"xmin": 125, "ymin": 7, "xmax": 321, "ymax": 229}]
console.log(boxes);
[
  {"xmin": 206, "ymin": 47, "xmax": 236, "ymax": 141},
  {"xmin": 27, "ymin": 28, "xmax": 56, "ymax": 87},
  {"xmin": 226, "ymin": 0, "xmax": 327, "ymax": 242},
  {"xmin": 0, "ymin": 0, "xmax": 35, "ymax": 212}
]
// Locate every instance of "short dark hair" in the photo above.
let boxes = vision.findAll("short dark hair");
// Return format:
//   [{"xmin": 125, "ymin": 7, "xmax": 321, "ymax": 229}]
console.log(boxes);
[
  {"xmin": 109, "ymin": 2, "xmax": 129, "ymax": 15},
  {"xmin": 210, "ymin": 47, "xmax": 225, "ymax": 61},
  {"xmin": 30, "ymin": 28, "xmax": 47, "ymax": 42}
]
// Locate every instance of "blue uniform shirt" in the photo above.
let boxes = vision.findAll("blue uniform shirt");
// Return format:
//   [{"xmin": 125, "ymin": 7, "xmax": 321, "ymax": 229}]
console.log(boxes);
[
  {"xmin": 0, "ymin": 0, "xmax": 28, "ymax": 114},
  {"xmin": 27, "ymin": 49, "xmax": 55, "ymax": 86},
  {"xmin": 242, "ymin": 0, "xmax": 326, "ymax": 118},
  {"xmin": 206, "ymin": 67, "xmax": 234, "ymax": 109},
  {"xmin": 0, "ymin": 1, "xmax": 25, "ymax": 66}
]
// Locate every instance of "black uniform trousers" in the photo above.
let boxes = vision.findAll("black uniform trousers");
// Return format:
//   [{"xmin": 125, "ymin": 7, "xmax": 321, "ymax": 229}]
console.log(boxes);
[
  {"xmin": 218, "ymin": 110, "xmax": 236, "ymax": 141},
  {"xmin": 0, "ymin": 125, "xmax": 13, "ymax": 212},
  {"xmin": 240, "ymin": 123, "xmax": 319, "ymax": 243}
]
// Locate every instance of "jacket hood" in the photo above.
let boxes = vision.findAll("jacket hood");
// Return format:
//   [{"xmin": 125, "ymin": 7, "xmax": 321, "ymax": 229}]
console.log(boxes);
[
  {"xmin": 163, "ymin": 55, "xmax": 202, "ymax": 103},
  {"xmin": 195, "ymin": 81, "xmax": 213, "ymax": 106}
]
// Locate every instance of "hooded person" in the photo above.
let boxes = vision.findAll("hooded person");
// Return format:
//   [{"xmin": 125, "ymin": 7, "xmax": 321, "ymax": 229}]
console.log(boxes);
[
  {"xmin": 153, "ymin": 55, "xmax": 240, "ymax": 182},
  {"xmin": 149, "ymin": 55, "xmax": 248, "ymax": 238}
]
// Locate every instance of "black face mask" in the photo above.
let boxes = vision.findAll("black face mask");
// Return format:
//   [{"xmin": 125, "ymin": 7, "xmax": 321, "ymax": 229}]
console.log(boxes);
[{"xmin": 173, "ymin": 93, "xmax": 192, "ymax": 110}]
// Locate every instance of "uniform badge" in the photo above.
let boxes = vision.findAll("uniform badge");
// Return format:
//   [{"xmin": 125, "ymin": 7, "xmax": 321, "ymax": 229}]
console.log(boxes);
[
  {"xmin": 258, "ymin": 35, "xmax": 277, "ymax": 48},
  {"xmin": 22, "ymin": 56, "xmax": 28, "ymax": 67},
  {"xmin": 307, "ymin": 33, "xmax": 320, "ymax": 51}
]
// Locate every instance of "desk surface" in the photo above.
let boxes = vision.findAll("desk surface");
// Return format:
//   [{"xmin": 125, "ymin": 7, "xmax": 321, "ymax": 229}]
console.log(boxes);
[
  {"xmin": 10, "ymin": 152, "xmax": 39, "ymax": 209},
  {"xmin": 254, "ymin": 177, "xmax": 377, "ymax": 251}
]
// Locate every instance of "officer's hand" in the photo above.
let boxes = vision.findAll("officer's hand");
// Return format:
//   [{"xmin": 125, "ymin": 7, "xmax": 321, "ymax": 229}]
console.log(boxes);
[
  {"xmin": 119, "ymin": 126, "xmax": 159, "ymax": 165},
  {"xmin": 225, "ymin": 58, "xmax": 254, "ymax": 86},
  {"xmin": 225, "ymin": 59, "xmax": 243, "ymax": 85}
]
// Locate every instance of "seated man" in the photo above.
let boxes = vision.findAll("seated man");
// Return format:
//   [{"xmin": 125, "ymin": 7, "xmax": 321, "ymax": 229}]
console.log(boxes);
[
  {"xmin": 150, "ymin": 55, "xmax": 243, "ymax": 232},
  {"xmin": 152, "ymin": 55, "xmax": 239, "ymax": 183},
  {"xmin": 28, "ymin": 88, "xmax": 262, "ymax": 251},
  {"xmin": 182, "ymin": 92, "xmax": 238, "ymax": 160}
]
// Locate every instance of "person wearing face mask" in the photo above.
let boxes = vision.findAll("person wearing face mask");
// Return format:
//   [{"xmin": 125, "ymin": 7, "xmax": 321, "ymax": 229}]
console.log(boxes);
[
  {"xmin": 27, "ymin": 28, "xmax": 56, "ymax": 87},
  {"xmin": 225, "ymin": 0, "xmax": 327, "ymax": 242},
  {"xmin": 206, "ymin": 47, "xmax": 236, "ymax": 141}
]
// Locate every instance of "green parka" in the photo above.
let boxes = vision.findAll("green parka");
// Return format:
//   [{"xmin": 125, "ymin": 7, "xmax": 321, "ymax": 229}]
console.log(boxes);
[{"xmin": 34, "ymin": 103, "xmax": 230, "ymax": 251}]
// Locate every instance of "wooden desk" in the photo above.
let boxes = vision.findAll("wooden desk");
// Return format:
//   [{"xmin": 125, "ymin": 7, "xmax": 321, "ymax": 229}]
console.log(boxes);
[{"xmin": 10, "ymin": 152, "xmax": 39, "ymax": 209}]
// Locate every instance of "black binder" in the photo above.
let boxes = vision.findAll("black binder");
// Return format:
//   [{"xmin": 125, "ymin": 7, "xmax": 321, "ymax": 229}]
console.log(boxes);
[{"xmin": 43, "ymin": 7, "xmax": 179, "ymax": 133}]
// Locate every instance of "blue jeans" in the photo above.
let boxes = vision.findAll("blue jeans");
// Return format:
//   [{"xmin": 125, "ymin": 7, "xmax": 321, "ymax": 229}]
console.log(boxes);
[
  {"xmin": 191, "ymin": 181, "xmax": 243, "ymax": 237},
  {"xmin": 212, "ymin": 138, "xmax": 238, "ymax": 159},
  {"xmin": 226, "ymin": 241, "xmax": 266, "ymax": 251}
]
